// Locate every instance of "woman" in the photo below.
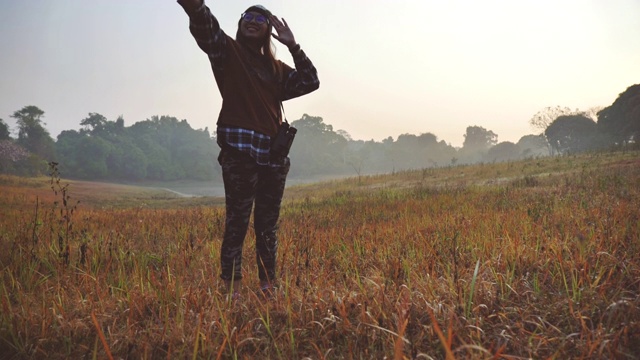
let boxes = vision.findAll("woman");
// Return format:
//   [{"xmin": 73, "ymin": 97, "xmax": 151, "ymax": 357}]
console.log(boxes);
[{"xmin": 177, "ymin": 0, "xmax": 320, "ymax": 298}]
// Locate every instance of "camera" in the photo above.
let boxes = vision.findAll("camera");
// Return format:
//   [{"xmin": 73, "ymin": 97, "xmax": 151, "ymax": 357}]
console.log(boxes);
[{"xmin": 270, "ymin": 121, "xmax": 297, "ymax": 159}]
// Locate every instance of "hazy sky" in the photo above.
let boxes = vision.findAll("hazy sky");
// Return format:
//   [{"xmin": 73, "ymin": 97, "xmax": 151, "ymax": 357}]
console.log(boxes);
[{"xmin": 1, "ymin": 0, "xmax": 638, "ymax": 147}]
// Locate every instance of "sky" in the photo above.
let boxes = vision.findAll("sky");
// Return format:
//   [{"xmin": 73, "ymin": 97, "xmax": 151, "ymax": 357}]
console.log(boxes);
[{"xmin": 1, "ymin": 0, "xmax": 638, "ymax": 147}]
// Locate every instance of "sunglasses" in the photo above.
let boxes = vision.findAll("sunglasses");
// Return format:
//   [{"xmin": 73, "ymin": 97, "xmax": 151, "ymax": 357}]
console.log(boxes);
[{"xmin": 241, "ymin": 12, "xmax": 269, "ymax": 25}]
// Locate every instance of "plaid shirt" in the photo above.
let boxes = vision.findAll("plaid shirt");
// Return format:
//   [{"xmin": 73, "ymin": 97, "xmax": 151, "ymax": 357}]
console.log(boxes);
[{"xmin": 217, "ymin": 126, "xmax": 273, "ymax": 165}]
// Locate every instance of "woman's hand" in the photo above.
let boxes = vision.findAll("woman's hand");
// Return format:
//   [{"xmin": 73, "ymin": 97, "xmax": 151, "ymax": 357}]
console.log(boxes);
[
  {"xmin": 270, "ymin": 16, "xmax": 297, "ymax": 49},
  {"xmin": 178, "ymin": 0, "xmax": 203, "ymax": 14}
]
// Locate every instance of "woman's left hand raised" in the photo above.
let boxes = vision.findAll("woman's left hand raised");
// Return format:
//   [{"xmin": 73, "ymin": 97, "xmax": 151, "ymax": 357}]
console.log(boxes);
[{"xmin": 270, "ymin": 16, "xmax": 297, "ymax": 49}]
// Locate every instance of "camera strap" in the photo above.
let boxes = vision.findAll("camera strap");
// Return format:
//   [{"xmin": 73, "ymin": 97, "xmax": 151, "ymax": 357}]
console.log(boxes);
[
  {"xmin": 279, "ymin": 102, "xmax": 289, "ymax": 126},
  {"xmin": 270, "ymin": 102, "xmax": 297, "ymax": 159}
]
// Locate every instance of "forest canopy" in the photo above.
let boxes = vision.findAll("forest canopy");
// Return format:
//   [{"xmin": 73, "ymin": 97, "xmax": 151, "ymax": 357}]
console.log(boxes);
[{"xmin": 1, "ymin": 84, "xmax": 638, "ymax": 181}]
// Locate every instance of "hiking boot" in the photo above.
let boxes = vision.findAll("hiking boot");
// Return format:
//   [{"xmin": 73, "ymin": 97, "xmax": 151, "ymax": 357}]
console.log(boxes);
[
  {"xmin": 224, "ymin": 280, "xmax": 241, "ymax": 302},
  {"xmin": 259, "ymin": 281, "xmax": 276, "ymax": 300}
]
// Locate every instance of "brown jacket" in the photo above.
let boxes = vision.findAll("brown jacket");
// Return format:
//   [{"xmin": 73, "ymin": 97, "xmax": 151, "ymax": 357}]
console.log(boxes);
[
  {"xmin": 214, "ymin": 39, "xmax": 291, "ymax": 137},
  {"xmin": 179, "ymin": 1, "xmax": 320, "ymax": 137}
]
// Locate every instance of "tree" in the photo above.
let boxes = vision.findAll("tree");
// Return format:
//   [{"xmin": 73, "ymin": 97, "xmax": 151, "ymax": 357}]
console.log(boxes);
[
  {"xmin": 290, "ymin": 114, "xmax": 349, "ymax": 176},
  {"xmin": 0, "ymin": 140, "xmax": 31, "ymax": 175},
  {"xmin": 56, "ymin": 130, "xmax": 85, "ymax": 175},
  {"xmin": 80, "ymin": 113, "xmax": 108, "ymax": 134},
  {"xmin": 344, "ymin": 140, "xmax": 370, "ymax": 179},
  {"xmin": 545, "ymin": 115, "xmax": 598, "ymax": 154},
  {"xmin": 136, "ymin": 135, "xmax": 177, "ymax": 180},
  {"xmin": 176, "ymin": 141, "xmax": 217, "ymax": 180},
  {"xmin": 597, "ymin": 84, "xmax": 640, "ymax": 145},
  {"xmin": 10, "ymin": 105, "xmax": 56, "ymax": 161},
  {"xmin": 516, "ymin": 134, "xmax": 549, "ymax": 157},
  {"xmin": 55, "ymin": 113, "xmax": 220, "ymax": 181},
  {"xmin": 130, "ymin": 115, "xmax": 217, "ymax": 180},
  {"xmin": 389, "ymin": 132, "xmax": 454, "ymax": 170},
  {"xmin": 529, "ymin": 106, "xmax": 577, "ymax": 134},
  {"xmin": 107, "ymin": 139, "xmax": 148, "ymax": 180},
  {"xmin": 487, "ymin": 141, "xmax": 520, "ymax": 162},
  {"xmin": 0, "ymin": 118, "xmax": 10, "ymax": 140},
  {"xmin": 582, "ymin": 106, "xmax": 604, "ymax": 122},
  {"xmin": 392, "ymin": 133, "xmax": 426, "ymax": 170},
  {"xmin": 462, "ymin": 126, "xmax": 498, "ymax": 151},
  {"xmin": 336, "ymin": 129, "xmax": 352, "ymax": 141},
  {"xmin": 12, "ymin": 105, "xmax": 44, "ymax": 138},
  {"xmin": 74, "ymin": 136, "xmax": 112, "ymax": 178},
  {"xmin": 459, "ymin": 126, "xmax": 498, "ymax": 164}
]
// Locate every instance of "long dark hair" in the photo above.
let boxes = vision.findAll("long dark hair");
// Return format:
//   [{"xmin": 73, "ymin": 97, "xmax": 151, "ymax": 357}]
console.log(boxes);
[{"xmin": 235, "ymin": 20, "xmax": 281, "ymax": 79}]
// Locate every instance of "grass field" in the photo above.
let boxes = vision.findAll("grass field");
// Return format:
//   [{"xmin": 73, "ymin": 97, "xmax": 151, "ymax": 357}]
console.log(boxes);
[{"xmin": 1, "ymin": 151, "xmax": 639, "ymax": 359}]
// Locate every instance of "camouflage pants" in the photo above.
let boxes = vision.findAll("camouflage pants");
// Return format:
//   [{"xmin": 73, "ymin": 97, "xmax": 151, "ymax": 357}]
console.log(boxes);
[{"xmin": 218, "ymin": 147, "xmax": 290, "ymax": 283}]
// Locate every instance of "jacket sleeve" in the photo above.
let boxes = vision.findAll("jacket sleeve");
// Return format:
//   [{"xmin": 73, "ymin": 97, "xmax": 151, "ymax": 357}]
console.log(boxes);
[
  {"xmin": 177, "ymin": 0, "xmax": 228, "ymax": 72},
  {"xmin": 281, "ymin": 45, "xmax": 320, "ymax": 101}
]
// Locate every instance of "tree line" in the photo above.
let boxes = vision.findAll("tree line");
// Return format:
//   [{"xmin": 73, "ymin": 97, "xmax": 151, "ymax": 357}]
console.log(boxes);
[{"xmin": 1, "ymin": 84, "xmax": 638, "ymax": 181}]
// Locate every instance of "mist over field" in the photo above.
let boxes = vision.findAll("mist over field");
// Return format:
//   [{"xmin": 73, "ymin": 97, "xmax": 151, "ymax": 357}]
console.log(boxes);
[{"xmin": 143, "ymin": 175, "xmax": 343, "ymax": 198}]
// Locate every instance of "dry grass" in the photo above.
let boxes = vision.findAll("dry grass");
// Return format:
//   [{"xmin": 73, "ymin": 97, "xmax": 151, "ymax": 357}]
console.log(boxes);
[{"xmin": 1, "ymin": 151, "xmax": 639, "ymax": 359}]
